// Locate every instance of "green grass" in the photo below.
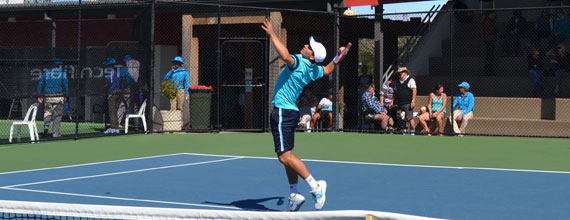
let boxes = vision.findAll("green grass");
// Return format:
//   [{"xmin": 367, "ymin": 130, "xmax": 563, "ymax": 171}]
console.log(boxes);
[{"xmin": 1, "ymin": 132, "xmax": 569, "ymax": 173}]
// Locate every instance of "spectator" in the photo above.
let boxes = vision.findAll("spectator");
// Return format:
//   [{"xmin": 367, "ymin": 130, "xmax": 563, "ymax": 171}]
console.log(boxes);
[
  {"xmin": 552, "ymin": 9, "xmax": 570, "ymax": 43},
  {"xmin": 450, "ymin": 82, "xmax": 474, "ymax": 136},
  {"xmin": 453, "ymin": 0, "xmax": 473, "ymax": 23},
  {"xmin": 393, "ymin": 67, "xmax": 417, "ymax": 135},
  {"xmin": 361, "ymin": 83, "xmax": 390, "ymax": 132},
  {"xmin": 552, "ymin": 44, "xmax": 570, "ymax": 95},
  {"xmin": 417, "ymin": 84, "xmax": 447, "ymax": 136},
  {"xmin": 482, "ymin": 11, "xmax": 498, "ymax": 76},
  {"xmin": 103, "ymin": 58, "xmax": 132, "ymax": 134},
  {"xmin": 310, "ymin": 91, "xmax": 333, "ymax": 131},
  {"xmin": 531, "ymin": 9, "xmax": 552, "ymax": 48},
  {"xmin": 117, "ymin": 56, "xmax": 139, "ymax": 126},
  {"xmin": 37, "ymin": 58, "xmax": 69, "ymax": 138},
  {"xmin": 123, "ymin": 55, "xmax": 140, "ymax": 83},
  {"xmin": 528, "ymin": 48, "xmax": 544, "ymax": 97},
  {"xmin": 297, "ymin": 86, "xmax": 318, "ymax": 131},
  {"xmin": 380, "ymin": 76, "xmax": 397, "ymax": 131},
  {"xmin": 503, "ymin": 10, "xmax": 527, "ymax": 57},
  {"xmin": 163, "ymin": 56, "xmax": 190, "ymax": 111}
]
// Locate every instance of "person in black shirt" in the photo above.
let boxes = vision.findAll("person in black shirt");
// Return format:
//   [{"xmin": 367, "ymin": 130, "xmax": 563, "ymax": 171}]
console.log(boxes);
[
  {"xmin": 528, "ymin": 48, "xmax": 544, "ymax": 97},
  {"xmin": 504, "ymin": 10, "xmax": 527, "ymax": 57},
  {"xmin": 394, "ymin": 67, "xmax": 417, "ymax": 135},
  {"xmin": 552, "ymin": 44, "xmax": 570, "ymax": 95},
  {"xmin": 453, "ymin": 0, "xmax": 473, "ymax": 23}
]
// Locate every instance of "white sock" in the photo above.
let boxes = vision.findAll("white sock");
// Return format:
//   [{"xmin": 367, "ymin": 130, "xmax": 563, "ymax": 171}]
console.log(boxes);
[
  {"xmin": 305, "ymin": 175, "xmax": 318, "ymax": 191},
  {"xmin": 289, "ymin": 184, "xmax": 298, "ymax": 197}
]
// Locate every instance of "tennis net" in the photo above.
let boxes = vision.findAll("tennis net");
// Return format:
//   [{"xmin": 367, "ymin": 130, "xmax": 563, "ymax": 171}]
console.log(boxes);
[{"xmin": 0, "ymin": 200, "xmax": 445, "ymax": 220}]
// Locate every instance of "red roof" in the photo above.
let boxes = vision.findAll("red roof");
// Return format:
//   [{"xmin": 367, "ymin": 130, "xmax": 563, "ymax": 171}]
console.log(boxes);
[{"xmin": 345, "ymin": 0, "xmax": 434, "ymax": 7}]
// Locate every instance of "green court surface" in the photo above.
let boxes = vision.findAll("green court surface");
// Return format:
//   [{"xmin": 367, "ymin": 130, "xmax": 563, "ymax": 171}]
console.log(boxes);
[
  {"xmin": 0, "ymin": 120, "xmax": 105, "ymax": 141},
  {"xmin": 1, "ymin": 132, "xmax": 569, "ymax": 173}
]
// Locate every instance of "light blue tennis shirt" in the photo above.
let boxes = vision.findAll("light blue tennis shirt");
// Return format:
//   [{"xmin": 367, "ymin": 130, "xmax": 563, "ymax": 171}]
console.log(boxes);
[{"xmin": 272, "ymin": 54, "xmax": 324, "ymax": 111}]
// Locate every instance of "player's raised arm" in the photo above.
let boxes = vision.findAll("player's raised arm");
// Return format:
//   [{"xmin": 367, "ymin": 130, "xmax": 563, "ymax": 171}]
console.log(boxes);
[
  {"xmin": 262, "ymin": 18, "xmax": 295, "ymax": 66},
  {"xmin": 322, "ymin": 45, "xmax": 348, "ymax": 76}
]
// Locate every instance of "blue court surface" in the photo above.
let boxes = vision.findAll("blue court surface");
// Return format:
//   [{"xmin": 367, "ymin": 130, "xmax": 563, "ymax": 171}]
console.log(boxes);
[{"xmin": 1, "ymin": 153, "xmax": 569, "ymax": 220}]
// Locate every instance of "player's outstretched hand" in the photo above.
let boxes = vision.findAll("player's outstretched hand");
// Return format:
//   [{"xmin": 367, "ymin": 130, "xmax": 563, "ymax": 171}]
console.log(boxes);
[{"xmin": 261, "ymin": 18, "xmax": 274, "ymax": 35}]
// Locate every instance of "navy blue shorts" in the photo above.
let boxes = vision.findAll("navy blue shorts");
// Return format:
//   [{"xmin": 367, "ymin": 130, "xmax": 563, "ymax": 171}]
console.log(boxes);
[{"xmin": 270, "ymin": 108, "xmax": 299, "ymax": 153}]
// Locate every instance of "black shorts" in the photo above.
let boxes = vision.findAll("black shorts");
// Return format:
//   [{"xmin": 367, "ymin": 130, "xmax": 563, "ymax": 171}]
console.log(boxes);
[
  {"xmin": 399, "ymin": 104, "xmax": 414, "ymax": 120},
  {"xmin": 270, "ymin": 108, "xmax": 299, "ymax": 153}
]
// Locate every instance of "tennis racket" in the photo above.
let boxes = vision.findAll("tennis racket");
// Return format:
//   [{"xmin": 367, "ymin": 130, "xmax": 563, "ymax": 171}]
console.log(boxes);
[{"xmin": 333, "ymin": 42, "xmax": 352, "ymax": 64}]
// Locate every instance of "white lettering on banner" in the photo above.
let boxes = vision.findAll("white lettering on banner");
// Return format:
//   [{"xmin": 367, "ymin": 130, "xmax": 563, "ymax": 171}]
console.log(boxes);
[{"xmin": 30, "ymin": 65, "xmax": 124, "ymax": 81}]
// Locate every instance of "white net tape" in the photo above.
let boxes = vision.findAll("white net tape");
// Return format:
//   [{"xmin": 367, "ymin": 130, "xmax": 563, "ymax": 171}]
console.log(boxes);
[{"xmin": 0, "ymin": 200, "xmax": 446, "ymax": 220}]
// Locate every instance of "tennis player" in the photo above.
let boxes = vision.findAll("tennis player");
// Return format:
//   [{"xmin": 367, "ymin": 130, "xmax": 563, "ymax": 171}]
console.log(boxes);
[{"xmin": 262, "ymin": 18, "xmax": 347, "ymax": 211}]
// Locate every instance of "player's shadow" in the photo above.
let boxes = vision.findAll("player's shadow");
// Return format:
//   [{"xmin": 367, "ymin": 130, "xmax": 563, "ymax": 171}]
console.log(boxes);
[{"xmin": 204, "ymin": 197, "xmax": 285, "ymax": 211}]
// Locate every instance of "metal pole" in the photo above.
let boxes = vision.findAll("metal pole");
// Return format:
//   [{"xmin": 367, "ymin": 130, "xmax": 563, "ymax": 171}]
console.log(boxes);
[
  {"xmin": 148, "ymin": 0, "xmax": 155, "ymax": 134},
  {"xmin": 374, "ymin": 5, "xmax": 384, "ymax": 91},
  {"xmin": 216, "ymin": 5, "xmax": 221, "ymax": 132},
  {"xmin": 74, "ymin": 0, "xmax": 81, "ymax": 140},
  {"xmin": 264, "ymin": 9, "xmax": 270, "ymax": 132},
  {"xmin": 332, "ymin": 8, "xmax": 340, "ymax": 131}
]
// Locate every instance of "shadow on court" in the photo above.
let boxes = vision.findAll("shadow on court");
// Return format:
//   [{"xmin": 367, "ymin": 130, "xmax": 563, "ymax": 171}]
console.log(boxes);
[{"xmin": 204, "ymin": 197, "xmax": 285, "ymax": 211}]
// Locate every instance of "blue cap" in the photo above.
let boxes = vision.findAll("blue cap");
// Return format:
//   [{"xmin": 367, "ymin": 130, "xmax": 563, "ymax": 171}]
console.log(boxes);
[
  {"xmin": 458, "ymin": 81, "xmax": 470, "ymax": 89},
  {"xmin": 123, "ymin": 55, "xmax": 134, "ymax": 62},
  {"xmin": 104, "ymin": 58, "xmax": 116, "ymax": 66},
  {"xmin": 54, "ymin": 58, "xmax": 63, "ymax": 65},
  {"xmin": 171, "ymin": 56, "xmax": 185, "ymax": 64}
]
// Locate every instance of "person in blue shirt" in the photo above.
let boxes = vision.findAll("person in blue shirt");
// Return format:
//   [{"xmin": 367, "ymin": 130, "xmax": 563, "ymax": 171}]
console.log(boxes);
[
  {"xmin": 262, "ymin": 18, "xmax": 346, "ymax": 212},
  {"xmin": 103, "ymin": 58, "xmax": 133, "ymax": 134},
  {"xmin": 163, "ymin": 56, "xmax": 190, "ymax": 111},
  {"xmin": 450, "ymin": 82, "xmax": 475, "ymax": 136},
  {"xmin": 37, "ymin": 58, "xmax": 69, "ymax": 138}
]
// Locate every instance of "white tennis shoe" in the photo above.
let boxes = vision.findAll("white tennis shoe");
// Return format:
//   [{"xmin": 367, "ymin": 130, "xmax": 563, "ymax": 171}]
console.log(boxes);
[
  {"xmin": 288, "ymin": 193, "xmax": 305, "ymax": 211},
  {"xmin": 310, "ymin": 180, "xmax": 327, "ymax": 210}
]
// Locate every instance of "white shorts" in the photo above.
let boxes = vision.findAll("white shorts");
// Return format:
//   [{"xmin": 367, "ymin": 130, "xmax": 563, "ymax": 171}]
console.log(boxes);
[{"xmin": 298, "ymin": 114, "xmax": 312, "ymax": 126}]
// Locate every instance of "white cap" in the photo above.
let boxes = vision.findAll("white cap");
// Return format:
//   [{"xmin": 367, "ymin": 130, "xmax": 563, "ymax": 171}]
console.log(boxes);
[{"xmin": 309, "ymin": 36, "xmax": 327, "ymax": 63}]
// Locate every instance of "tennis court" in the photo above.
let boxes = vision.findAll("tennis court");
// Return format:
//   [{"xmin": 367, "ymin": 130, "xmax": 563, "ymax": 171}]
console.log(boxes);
[{"xmin": 1, "ymin": 133, "xmax": 570, "ymax": 219}]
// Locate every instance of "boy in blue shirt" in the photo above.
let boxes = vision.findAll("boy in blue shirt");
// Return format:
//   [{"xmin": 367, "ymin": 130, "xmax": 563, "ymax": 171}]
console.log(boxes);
[
  {"xmin": 262, "ymin": 18, "xmax": 347, "ymax": 211},
  {"xmin": 451, "ymin": 82, "xmax": 475, "ymax": 136},
  {"xmin": 37, "ymin": 58, "xmax": 69, "ymax": 138},
  {"xmin": 164, "ymin": 56, "xmax": 190, "ymax": 111}
]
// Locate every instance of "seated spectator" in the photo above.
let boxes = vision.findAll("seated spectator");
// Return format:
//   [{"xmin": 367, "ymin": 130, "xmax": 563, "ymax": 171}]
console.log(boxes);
[
  {"xmin": 418, "ymin": 84, "xmax": 447, "ymax": 136},
  {"xmin": 297, "ymin": 86, "xmax": 318, "ymax": 130},
  {"xmin": 552, "ymin": 10, "xmax": 570, "ymax": 43},
  {"xmin": 380, "ymin": 76, "xmax": 397, "ymax": 131},
  {"xmin": 551, "ymin": 44, "xmax": 570, "ymax": 95},
  {"xmin": 450, "ymin": 82, "xmax": 474, "ymax": 136},
  {"xmin": 528, "ymin": 48, "xmax": 544, "ymax": 97},
  {"xmin": 503, "ymin": 10, "xmax": 527, "ymax": 57},
  {"xmin": 310, "ymin": 91, "xmax": 333, "ymax": 131},
  {"xmin": 482, "ymin": 11, "xmax": 498, "ymax": 76},
  {"xmin": 453, "ymin": 0, "xmax": 473, "ymax": 23},
  {"xmin": 531, "ymin": 9, "xmax": 552, "ymax": 48},
  {"xmin": 362, "ymin": 83, "xmax": 390, "ymax": 132}
]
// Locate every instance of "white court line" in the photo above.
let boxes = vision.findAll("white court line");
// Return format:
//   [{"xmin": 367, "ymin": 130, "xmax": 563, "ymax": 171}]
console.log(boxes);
[
  {"xmin": 183, "ymin": 152, "xmax": 570, "ymax": 175},
  {"xmin": 0, "ymin": 153, "xmax": 201, "ymax": 175},
  {"xmin": 0, "ymin": 187, "xmax": 241, "ymax": 210},
  {"xmin": 2, "ymin": 157, "xmax": 243, "ymax": 188}
]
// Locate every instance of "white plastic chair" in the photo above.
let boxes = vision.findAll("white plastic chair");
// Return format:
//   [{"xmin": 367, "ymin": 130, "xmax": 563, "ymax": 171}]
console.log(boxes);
[
  {"xmin": 125, "ymin": 99, "xmax": 147, "ymax": 134},
  {"xmin": 10, "ymin": 103, "xmax": 40, "ymax": 143}
]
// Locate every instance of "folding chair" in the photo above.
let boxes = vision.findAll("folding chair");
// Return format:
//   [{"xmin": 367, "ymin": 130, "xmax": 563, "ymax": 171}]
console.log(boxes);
[
  {"xmin": 125, "ymin": 99, "xmax": 147, "ymax": 134},
  {"xmin": 9, "ymin": 103, "xmax": 40, "ymax": 143}
]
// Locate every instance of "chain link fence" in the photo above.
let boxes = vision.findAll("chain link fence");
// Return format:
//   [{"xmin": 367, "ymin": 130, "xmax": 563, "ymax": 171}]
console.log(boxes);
[{"xmin": 1, "ymin": 1, "xmax": 570, "ymax": 144}]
